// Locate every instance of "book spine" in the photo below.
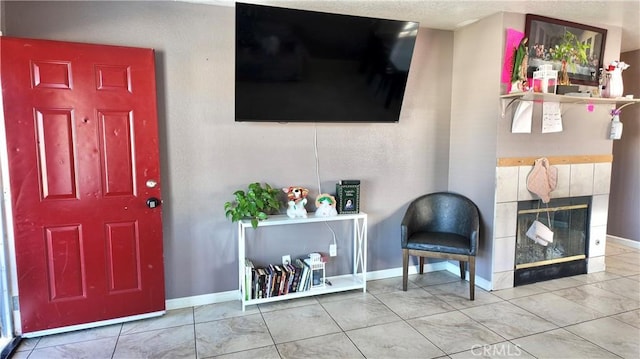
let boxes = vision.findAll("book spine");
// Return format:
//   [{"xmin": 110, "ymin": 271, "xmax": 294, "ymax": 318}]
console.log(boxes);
[
  {"xmin": 296, "ymin": 259, "xmax": 308, "ymax": 292},
  {"xmin": 277, "ymin": 265, "xmax": 287, "ymax": 296},
  {"xmin": 300, "ymin": 258, "xmax": 312, "ymax": 291},
  {"xmin": 291, "ymin": 261, "xmax": 302, "ymax": 292},
  {"xmin": 286, "ymin": 264, "xmax": 296, "ymax": 294},
  {"xmin": 252, "ymin": 268, "xmax": 258, "ymax": 300},
  {"xmin": 244, "ymin": 259, "xmax": 254, "ymax": 300},
  {"xmin": 265, "ymin": 266, "xmax": 273, "ymax": 298},
  {"xmin": 282, "ymin": 264, "xmax": 291, "ymax": 295},
  {"xmin": 257, "ymin": 268, "xmax": 266, "ymax": 299},
  {"xmin": 272, "ymin": 265, "xmax": 282, "ymax": 297}
]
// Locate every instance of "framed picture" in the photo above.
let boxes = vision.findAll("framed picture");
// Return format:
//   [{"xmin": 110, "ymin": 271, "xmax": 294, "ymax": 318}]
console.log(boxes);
[{"xmin": 524, "ymin": 14, "xmax": 607, "ymax": 86}]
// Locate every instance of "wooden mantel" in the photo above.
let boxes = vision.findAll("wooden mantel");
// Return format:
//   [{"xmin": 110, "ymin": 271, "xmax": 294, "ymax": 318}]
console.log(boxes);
[{"xmin": 497, "ymin": 154, "xmax": 613, "ymax": 167}]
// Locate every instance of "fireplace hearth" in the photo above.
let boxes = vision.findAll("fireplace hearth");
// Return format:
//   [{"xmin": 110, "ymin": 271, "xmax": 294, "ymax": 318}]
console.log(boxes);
[{"xmin": 514, "ymin": 196, "xmax": 591, "ymax": 286}]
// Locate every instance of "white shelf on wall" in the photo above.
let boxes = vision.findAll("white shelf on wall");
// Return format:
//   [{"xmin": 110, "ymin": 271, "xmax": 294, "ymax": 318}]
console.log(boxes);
[
  {"xmin": 500, "ymin": 92, "xmax": 640, "ymax": 118},
  {"xmin": 237, "ymin": 213, "xmax": 368, "ymax": 311}
]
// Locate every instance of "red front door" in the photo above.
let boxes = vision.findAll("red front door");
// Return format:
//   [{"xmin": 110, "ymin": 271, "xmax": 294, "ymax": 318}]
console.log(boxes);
[{"xmin": 1, "ymin": 37, "xmax": 165, "ymax": 334}]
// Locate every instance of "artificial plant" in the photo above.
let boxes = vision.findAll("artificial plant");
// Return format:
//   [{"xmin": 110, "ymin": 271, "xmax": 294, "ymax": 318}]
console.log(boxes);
[
  {"xmin": 224, "ymin": 182, "xmax": 282, "ymax": 228},
  {"xmin": 549, "ymin": 31, "xmax": 590, "ymax": 85}
]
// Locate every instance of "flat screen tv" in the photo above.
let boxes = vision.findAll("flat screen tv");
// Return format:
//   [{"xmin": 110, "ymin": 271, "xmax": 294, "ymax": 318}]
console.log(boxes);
[{"xmin": 235, "ymin": 2, "xmax": 419, "ymax": 123}]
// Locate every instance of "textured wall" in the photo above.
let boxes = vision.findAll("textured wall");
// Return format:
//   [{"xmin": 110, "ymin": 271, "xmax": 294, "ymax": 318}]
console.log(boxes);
[
  {"xmin": 448, "ymin": 13, "xmax": 504, "ymax": 281},
  {"xmin": 609, "ymin": 49, "xmax": 640, "ymax": 241},
  {"xmin": 0, "ymin": 1, "xmax": 5, "ymax": 34},
  {"xmin": 3, "ymin": 1, "xmax": 453, "ymax": 299},
  {"xmin": 449, "ymin": 11, "xmax": 624, "ymax": 284},
  {"xmin": 496, "ymin": 16, "xmax": 622, "ymax": 158}
]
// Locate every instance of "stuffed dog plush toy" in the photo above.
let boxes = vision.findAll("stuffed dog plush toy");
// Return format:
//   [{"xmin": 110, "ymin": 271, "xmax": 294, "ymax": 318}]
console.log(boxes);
[{"xmin": 283, "ymin": 186, "xmax": 309, "ymax": 218}]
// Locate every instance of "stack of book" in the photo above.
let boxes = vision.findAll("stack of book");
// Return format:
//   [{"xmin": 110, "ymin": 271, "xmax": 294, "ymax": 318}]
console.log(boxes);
[{"xmin": 243, "ymin": 257, "xmax": 318, "ymax": 300}]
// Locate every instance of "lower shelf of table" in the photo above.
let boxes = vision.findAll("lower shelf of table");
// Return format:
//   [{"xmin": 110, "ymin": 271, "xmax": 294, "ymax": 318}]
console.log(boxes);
[{"xmin": 241, "ymin": 274, "xmax": 366, "ymax": 310}]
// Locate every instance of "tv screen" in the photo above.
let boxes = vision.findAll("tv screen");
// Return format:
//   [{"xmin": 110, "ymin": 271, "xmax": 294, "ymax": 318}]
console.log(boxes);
[{"xmin": 235, "ymin": 2, "xmax": 419, "ymax": 123}]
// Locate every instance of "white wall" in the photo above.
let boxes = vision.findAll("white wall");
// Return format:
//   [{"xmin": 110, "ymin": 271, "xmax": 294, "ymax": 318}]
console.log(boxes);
[{"xmin": 3, "ymin": 1, "xmax": 454, "ymax": 299}]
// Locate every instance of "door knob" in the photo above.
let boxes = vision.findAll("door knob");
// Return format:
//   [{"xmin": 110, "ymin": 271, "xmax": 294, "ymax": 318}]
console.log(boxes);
[{"xmin": 146, "ymin": 197, "xmax": 161, "ymax": 209}]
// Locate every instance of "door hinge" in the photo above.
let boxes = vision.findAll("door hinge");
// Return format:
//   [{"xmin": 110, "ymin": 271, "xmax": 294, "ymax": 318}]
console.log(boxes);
[{"xmin": 12, "ymin": 296, "xmax": 19, "ymax": 311}]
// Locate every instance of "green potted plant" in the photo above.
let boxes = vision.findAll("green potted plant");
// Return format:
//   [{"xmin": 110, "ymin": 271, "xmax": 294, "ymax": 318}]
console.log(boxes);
[
  {"xmin": 549, "ymin": 31, "xmax": 590, "ymax": 86},
  {"xmin": 224, "ymin": 182, "xmax": 282, "ymax": 229}
]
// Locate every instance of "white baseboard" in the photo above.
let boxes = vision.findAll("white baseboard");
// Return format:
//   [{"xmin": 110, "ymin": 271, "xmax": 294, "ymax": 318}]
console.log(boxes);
[
  {"xmin": 365, "ymin": 261, "xmax": 448, "ymax": 281},
  {"xmin": 165, "ymin": 290, "xmax": 239, "ymax": 310},
  {"xmin": 164, "ymin": 261, "xmax": 490, "ymax": 310},
  {"xmin": 607, "ymin": 235, "xmax": 640, "ymax": 250},
  {"xmin": 442, "ymin": 261, "xmax": 492, "ymax": 291}
]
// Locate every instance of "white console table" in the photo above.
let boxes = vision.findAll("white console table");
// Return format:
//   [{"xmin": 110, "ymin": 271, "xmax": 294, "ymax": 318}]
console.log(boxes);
[{"xmin": 237, "ymin": 212, "xmax": 368, "ymax": 311}]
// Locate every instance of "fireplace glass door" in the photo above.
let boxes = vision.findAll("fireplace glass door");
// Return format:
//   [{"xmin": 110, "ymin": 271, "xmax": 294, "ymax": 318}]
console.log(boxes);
[{"xmin": 515, "ymin": 196, "xmax": 591, "ymax": 285}]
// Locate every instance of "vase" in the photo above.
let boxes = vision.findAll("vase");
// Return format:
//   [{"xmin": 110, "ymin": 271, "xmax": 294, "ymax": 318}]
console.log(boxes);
[{"xmin": 602, "ymin": 68, "xmax": 623, "ymax": 98}]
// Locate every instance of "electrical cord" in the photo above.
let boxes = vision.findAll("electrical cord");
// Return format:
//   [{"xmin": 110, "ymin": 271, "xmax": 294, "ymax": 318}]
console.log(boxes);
[{"xmin": 314, "ymin": 124, "xmax": 338, "ymax": 249}]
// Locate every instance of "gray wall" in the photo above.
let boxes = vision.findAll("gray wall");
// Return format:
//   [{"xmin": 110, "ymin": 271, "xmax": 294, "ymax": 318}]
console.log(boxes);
[
  {"xmin": 0, "ymin": 1, "xmax": 5, "ymax": 34},
  {"xmin": 449, "ymin": 13, "xmax": 503, "ymax": 281},
  {"xmin": 609, "ymin": 49, "xmax": 640, "ymax": 242},
  {"xmin": 497, "ymin": 13, "xmax": 621, "ymax": 158},
  {"xmin": 449, "ymin": 11, "xmax": 624, "ymax": 282},
  {"xmin": 3, "ymin": 0, "xmax": 630, "ymax": 300},
  {"xmin": 3, "ymin": 1, "xmax": 453, "ymax": 299}
]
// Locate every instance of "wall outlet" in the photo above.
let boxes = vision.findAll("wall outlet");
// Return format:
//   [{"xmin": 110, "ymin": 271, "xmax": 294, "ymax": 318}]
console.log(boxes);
[
  {"xmin": 282, "ymin": 255, "xmax": 291, "ymax": 265},
  {"xmin": 329, "ymin": 244, "xmax": 337, "ymax": 257}
]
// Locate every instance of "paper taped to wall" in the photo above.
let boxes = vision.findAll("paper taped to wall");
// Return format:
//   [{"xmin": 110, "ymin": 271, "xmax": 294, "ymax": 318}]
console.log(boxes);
[
  {"xmin": 542, "ymin": 102, "xmax": 563, "ymax": 133},
  {"xmin": 511, "ymin": 100, "xmax": 533, "ymax": 133}
]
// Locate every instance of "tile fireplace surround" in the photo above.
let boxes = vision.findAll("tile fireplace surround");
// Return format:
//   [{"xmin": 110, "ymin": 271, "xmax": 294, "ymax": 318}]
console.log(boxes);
[{"xmin": 493, "ymin": 158, "xmax": 611, "ymax": 290}]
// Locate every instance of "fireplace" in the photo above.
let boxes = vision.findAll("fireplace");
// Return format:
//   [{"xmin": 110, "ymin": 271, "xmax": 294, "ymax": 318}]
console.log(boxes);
[
  {"xmin": 492, "ymin": 160, "xmax": 611, "ymax": 291},
  {"xmin": 514, "ymin": 196, "xmax": 591, "ymax": 286}
]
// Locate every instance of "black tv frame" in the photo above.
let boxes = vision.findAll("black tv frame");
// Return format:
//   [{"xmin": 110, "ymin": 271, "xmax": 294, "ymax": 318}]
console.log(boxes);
[{"xmin": 235, "ymin": 2, "xmax": 419, "ymax": 123}]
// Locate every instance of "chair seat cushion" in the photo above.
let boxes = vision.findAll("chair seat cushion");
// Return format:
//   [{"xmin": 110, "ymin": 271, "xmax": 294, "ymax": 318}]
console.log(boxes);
[{"xmin": 405, "ymin": 231, "xmax": 473, "ymax": 255}]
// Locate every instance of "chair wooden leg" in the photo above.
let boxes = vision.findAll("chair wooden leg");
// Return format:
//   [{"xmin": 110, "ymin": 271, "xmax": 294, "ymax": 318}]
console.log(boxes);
[
  {"xmin": 419, "ymin": 257, "xmax": 424, "ymax": 274},
  {"xmin": 402, "ymin": 249, "xmax": 409, "ymax": 291},
  {"xmin": 469, "ymin": 256, "xmax": 476, "ymax": 301},
  {"xmin": 459, "ymin": 261, "xmax": 466, "ymax": 280}
]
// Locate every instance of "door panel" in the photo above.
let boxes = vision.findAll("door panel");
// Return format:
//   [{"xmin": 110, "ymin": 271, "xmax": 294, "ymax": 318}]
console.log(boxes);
[
  {"xmin": 105, "ymin": 221, "xmax": 141, "ymax": 293},
  {"xmin": 46, "ymin": 225, "xmax": 85, "ymax": 301},
  {"xmin": 98, "ymin": 110, "xmax": 136, "ymax": 197},
  {"xmin": 32, "ymin": 60, "xmax": 73, "ymax": 89},
  {"xmin": 1, "ymin": 36, "xmax": 165, "ymax": 333},
  {"xmin": 36, "ymin": 108, "xmax": 78, "ymax": 200}
]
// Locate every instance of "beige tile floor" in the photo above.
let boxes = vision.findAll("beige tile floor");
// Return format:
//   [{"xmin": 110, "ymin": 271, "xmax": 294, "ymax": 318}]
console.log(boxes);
[{"xmin": 12, "ymin": 241, "xmax": 640, "ymax": 358}]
